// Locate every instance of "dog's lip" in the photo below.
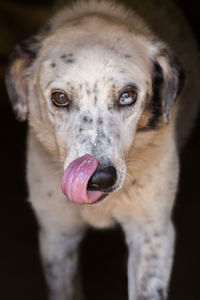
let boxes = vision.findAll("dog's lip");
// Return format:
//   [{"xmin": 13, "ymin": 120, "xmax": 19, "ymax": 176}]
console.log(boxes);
[{"xmin": 87, "ymin": 193, "xmax": 109, "ymax": 205}]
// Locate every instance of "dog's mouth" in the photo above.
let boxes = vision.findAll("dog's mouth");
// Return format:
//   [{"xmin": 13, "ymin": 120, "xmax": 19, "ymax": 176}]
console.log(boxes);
[{"xmin": 62, "ymin": 154, "xmax": 107, "ymax": 204}]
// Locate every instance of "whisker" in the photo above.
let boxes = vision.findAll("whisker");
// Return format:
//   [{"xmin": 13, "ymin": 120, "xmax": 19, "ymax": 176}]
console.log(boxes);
[
  {"xmin": 125, "ymin": 158, "xmax": 146, "ymax": 163},
  {"xmin": 54, "ymin": 169, "xmax": 63, "ymax": 176},
  {"xmin": 127, "ymin": 165, "xmax": 140, "ymax": 170}
]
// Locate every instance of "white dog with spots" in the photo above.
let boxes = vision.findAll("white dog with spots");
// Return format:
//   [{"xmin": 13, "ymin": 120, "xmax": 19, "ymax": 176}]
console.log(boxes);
[{"xmin": 6, "ymin": 0, "xmax": 200, "ymax": 299}]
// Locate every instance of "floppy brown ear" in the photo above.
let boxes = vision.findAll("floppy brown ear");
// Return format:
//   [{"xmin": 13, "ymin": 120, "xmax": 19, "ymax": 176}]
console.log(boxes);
[
  {"xmin": 5, "ymin": 37, "xmax": 41, "ymax": 121},
  {"xmin": 152, "ymin": 47, "xmax": 185, "ymax": 123}
]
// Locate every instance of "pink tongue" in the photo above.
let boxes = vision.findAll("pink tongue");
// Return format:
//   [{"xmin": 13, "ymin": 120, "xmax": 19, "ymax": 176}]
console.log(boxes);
[{"xmin": 62, "ymin": 154, "xmax": 103, "ymax": 204}]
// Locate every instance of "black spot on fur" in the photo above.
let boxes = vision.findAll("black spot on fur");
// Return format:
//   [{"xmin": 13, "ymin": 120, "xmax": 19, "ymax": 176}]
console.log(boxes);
[
  {"xmin": 81, "ymin": 138, "xmax": 87, "ymax": 143},
  {"xmin": 83, "ymin": 116, "xmax": 88, "ymax": 123},
  {"xmin": 61, "ymin": 53, "xmax": 75, "ymax": 64},
  {"xmin": 47, "ymin": 191, "xmax": 53, "ymax": 197},
  {"xmin": 65, "ymin": 58, "xmax": 75, "ymax": 64},
  {"xmin": 83, "ymin": 116, "xmax": 93, "ymax": 123},
  {"xmin": 151, "ymin": 254, "xmax": 158, "ymax": 260},
  {"xmin": 51, "ymin": 62, "xmax": 56, "ymax": 68},
  {"xmin": 108, "ymin": 103, "xmax": 114, "ymax": 111},
  {"xmin": 97, "ymin": 117, "xmax": 103, "ymax": 125},
  {"xmin": 45, "ymin": 263, "xmax": 58, "ymax": 282},
  {"xmin": 144, "ymin": 238, "xmax": 150, "ymax": 244},
  {"xmin": 86, "ymin": 89, "xmax": 91, "ymax": 96},
  {"xmin": 61, "ymin": 54, "xmax": 67, "ymax": 59},
  {"xmin": 154, "ymin": 232, "xmax": 161, "ymax": 237},
  {"xmin": 99, "ymin": 132, "xmax": 106, "ymax": 139},
  {"xmin": 145, "ymin": 252, "xmax": 158, "ymax": 262},
  {"xmin": 106, "ymin": 137, "xmax": 111, "ymax": 144},
  {"xmin": 157, "ymin": 288, "xmax": 165, "ymax": 300},
  {"xmin": 94, "ymin": 95, "xmax": 98, "ymax": 104},
  {"xmin": 124, "ymin": 54, "xmax": 132, "ymax": 58}
]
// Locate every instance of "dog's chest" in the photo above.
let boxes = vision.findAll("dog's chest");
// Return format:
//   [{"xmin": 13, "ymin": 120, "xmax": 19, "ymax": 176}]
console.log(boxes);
[{"xmin": 78, "ymin": 199, "xmax": 117, "ymax": 228}]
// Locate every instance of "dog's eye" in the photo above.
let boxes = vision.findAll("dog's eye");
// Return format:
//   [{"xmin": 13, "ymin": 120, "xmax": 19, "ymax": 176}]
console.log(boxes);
[
  {"xmin": 51, "ymin": 91, "xmax": 69, "ymax": 107},
  {"xmin": 118, "ymin": 91, "xmax": 137, "ymax": 106}
]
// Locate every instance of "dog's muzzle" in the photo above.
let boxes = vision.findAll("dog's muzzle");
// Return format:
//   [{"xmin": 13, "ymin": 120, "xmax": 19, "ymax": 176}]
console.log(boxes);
[{"xmin": 62, "ymin": 154, "xmax": 117, "ymax": 204}]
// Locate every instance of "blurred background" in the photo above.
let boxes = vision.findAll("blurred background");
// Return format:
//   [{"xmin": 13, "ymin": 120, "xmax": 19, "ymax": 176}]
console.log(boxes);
[{"xmin": 0, "ymin": 0, "xmax": 200, "ymax": 299}]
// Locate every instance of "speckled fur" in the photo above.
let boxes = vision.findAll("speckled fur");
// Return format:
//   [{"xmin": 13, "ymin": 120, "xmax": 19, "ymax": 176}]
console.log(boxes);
[{"xmin": 6, "ymin": 1, "xmax": 200, "ymax": 300}]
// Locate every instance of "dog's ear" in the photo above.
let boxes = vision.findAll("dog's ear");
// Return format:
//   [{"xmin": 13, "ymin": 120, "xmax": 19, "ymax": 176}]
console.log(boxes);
[
  {"xmin": 5, "ymin": 36, "xmax": 41, "ymax": 121},
  {"xmin": 151, "ymin": 45, "xmax": 185, "ymax": 123}
]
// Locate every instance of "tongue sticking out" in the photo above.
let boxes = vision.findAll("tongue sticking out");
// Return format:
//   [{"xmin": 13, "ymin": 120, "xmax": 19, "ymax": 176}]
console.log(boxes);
[{"xmin": 62, "ymin": 154, "xmax": 103, "ymax": 204}]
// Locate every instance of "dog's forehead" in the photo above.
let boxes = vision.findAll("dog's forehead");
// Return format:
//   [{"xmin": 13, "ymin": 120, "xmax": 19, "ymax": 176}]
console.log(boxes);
[{"xmin": 37, "ymin": 17, "xmax": 152, "ymax": 89}]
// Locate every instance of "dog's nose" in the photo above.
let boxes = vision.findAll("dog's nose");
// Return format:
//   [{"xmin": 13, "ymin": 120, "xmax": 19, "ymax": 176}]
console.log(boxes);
[{"xmin": 87, "ymin": 166, "xmax": 117, "ymax": 191}]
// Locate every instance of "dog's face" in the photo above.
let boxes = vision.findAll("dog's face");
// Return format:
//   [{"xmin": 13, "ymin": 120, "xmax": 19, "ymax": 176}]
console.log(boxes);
[{"xmin": 6, "ymin": 16, "xmax": 184, "ymax": 204}]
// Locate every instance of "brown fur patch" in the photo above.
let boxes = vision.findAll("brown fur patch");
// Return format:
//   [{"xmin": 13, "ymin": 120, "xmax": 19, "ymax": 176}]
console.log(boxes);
[
  {"xmin": 11, "ymin": 57, "xmax": 28, "ymax": 74},
  {"xmin": 9, "ymin": 56, "xmax": 30, "ymax": 93},
  {"xmin": 137, "ymin": 109, "xmax": 152, "ymax": 130},
  {"xmin": 6, "ymin": 56, "xmax": 31, "ymax": 121}
]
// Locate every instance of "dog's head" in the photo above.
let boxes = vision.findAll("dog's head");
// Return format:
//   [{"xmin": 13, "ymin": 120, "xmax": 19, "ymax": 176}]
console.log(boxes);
[{"xmin": 6, "ymin": 14, "xmax": 185, "ymax": 204}]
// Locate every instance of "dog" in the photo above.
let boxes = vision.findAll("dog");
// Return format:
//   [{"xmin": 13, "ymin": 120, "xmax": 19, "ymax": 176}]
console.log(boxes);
[{"xmin": 5, "ymin": 0, "xmax": 200, "ymax": 299}]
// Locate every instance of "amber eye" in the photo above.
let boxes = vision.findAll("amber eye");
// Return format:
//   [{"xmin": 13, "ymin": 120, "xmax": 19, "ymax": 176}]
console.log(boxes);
[
  {"xmin": 118, "ymin": 91, "xmax": 137, "ymax": 106},
  {"xmin": 51, "ymin": 91, "xmax": 69, "ymax": 107}
]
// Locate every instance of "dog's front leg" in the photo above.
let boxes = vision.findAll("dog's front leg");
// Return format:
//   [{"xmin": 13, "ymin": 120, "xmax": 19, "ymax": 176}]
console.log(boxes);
[
  {"xmin": 124, "ymin": 221, "xmax": 175, "ymax": 300},
  {"xmin": 39, "ymin": 228, "xmax": 85, "ymax": 300}
]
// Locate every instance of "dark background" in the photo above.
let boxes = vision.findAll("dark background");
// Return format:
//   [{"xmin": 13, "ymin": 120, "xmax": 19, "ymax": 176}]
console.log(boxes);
[{"xmin": 0, "ymin": 1, "xmax": 200, "ymax": 299}]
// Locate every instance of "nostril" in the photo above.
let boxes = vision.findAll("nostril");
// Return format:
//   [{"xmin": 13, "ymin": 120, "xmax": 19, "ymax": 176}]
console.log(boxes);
[{"xmin": 87, "ymin": 166, "xmax": 117, "ymax": 191}]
